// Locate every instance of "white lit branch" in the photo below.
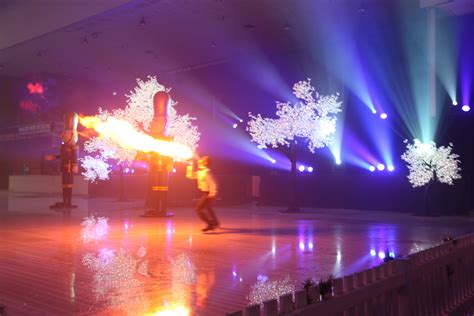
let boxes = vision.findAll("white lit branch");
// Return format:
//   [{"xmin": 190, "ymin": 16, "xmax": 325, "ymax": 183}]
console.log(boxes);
[
  {"xmin": 248, "ymin": 79, "xmax": 342, "ymax": 152},
  {"xmin": 401, "ymin": 139, "xmax": 461, "ymax": 188}
]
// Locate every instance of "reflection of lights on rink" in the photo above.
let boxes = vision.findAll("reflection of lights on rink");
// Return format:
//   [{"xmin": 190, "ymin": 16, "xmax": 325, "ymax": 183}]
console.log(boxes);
[
  {"xmin": 80, "ymin": 215, "xmax": 110, "ymax": 243},
  {"xmin": 148, "ymin": 305, "xmax": 190, "ymax": 316}
]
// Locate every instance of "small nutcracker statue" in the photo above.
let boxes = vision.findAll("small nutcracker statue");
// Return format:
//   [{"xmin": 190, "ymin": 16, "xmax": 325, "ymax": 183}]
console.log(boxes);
[
  {"xmin": 46, "ymin": 112, "xmax": 79, "ymax": 209},
  {"xmin": 139, "ymin": 91, "xmax": 173, "ymax": 217}
]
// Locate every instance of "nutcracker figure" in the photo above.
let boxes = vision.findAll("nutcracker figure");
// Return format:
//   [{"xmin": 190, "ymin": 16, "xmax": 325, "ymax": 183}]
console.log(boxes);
[
  {"xmin": 46, "ymin": 112, "xmax": 79, "ymax": 209},
  {"xmin": 139, "ymin": 91, "xmax": 173, "ymax": 217}
]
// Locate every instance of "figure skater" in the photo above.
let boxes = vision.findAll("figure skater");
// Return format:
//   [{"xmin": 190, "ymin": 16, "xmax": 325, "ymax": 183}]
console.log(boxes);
[{"xmin": 186, "ymin": 156, "xmax": 219, "ymax": 232}]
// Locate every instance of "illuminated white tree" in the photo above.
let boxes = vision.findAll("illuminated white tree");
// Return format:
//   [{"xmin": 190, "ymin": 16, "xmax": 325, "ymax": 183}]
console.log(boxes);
[
  {"xmin": 401, "ymin": 139, "xmax": 461, "ymax": 188},
  {"xmin": 248, "ymin": 79, "xmax": 343, "ymax": 211},
  {"xmin": 81, "ymin": 76, "xmax": 200, "ymax": 182}
]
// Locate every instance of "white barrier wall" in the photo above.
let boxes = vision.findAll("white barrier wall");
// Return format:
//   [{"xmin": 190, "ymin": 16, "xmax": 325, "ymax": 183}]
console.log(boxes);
[{"xmin": 8, "ymin": 175, "xmax": 89, "ymax": 195}]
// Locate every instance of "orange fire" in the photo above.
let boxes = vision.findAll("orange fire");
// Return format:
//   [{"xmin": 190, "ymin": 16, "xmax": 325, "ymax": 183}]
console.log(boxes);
[{"xmin": 79, "ymin": 115, "xmax": 193, "ymax": 160}]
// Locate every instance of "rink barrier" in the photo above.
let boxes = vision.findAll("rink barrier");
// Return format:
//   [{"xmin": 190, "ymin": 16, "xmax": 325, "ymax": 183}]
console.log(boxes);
[{"xmin": 226, "ymin": 233, "xmax": 474, "ymax": 316}]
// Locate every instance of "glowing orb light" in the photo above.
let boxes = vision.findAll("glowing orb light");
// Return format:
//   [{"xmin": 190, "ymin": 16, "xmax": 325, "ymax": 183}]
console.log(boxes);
[{"xmin": 299, "ymin": 242, "xmax": 305, "ymax": 251}]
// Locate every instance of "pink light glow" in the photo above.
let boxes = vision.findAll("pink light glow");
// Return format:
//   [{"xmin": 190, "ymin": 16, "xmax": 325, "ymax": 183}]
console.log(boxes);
[
  {"xmin": 19, "ymin": 100, "xmax": 40, "ymax": 112},
  {"xmin": 27, "ymin": 82, "xmax": 44, "ymax": 94}
]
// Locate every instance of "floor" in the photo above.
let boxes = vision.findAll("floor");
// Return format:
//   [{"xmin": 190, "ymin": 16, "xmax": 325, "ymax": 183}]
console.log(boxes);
[{"xmin": 0, "ymin": 191, "xmax": 472, "ymax": 315}]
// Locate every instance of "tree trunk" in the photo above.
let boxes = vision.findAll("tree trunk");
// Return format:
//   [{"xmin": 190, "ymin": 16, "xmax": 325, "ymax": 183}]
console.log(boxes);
[
  {"xmin": 118, "ymin": 164, "xmax": 126, "ymax": 201},
  {"xmin": 287, "ymin": 143, "xmax": 300, "ymax": 212}
]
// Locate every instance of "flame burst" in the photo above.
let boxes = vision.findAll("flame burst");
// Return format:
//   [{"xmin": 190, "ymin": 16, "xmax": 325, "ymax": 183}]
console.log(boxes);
[{"xmin": 79, "ymin": 115, "xmax": 193, "ymax": 160}]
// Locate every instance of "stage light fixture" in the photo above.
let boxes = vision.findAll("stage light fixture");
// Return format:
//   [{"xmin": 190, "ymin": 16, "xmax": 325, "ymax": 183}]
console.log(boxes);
[
  {"xmin": 369, "ymin": 166, "xmax": 376, "ymax": 172},
  {"xmin": 377, "ymin": 163, "xmax": 385, "ymax": 171},
  {"xmin": 335, "ymin": 159, "xmax": 341, "ymax": 165},
  {"xmin": 380, "ymin": 113, "xmax": 388, "ymax": 119},
  {"xmin": 452, "ymin": 100, "xmax": 458, "ymax": 106},
  {"xmin": 370, "ymin": 249, "xmax": 376, "ymax": 256},
  {"xmin": 387, "ymin": 165, "xmax": 395, "ymax": 172},
  {"xmin": 389, "ymin": 251, "xmax": 395, "ymax": 258},
  {"xmin": 239, "ymin": 119, "xmax": 243, "ymax": 123},
  {"xmin": 270, "ymin": 159, "xmax": 276, "ymax": 164},
  {"xmin": 232, "ymin": 123, "xmax": 238, "ymax": 128},
  {"xmin": 372, "ymin": 109, "xmax": 377, "ymax": 114},
  {"xmin": 378, "ymin": 251, "xmax": 386, "ymax": 260},
  {"xmin": 307, "ymin": 166, "xmax": 314, "ymax": 172},
  {"xmin": 462, "ymin": 105, "xmax": 470, "ymax": 112},
  {"xmin": 298, "ymin": 165, "xmax": 305, "ymax": 172}
]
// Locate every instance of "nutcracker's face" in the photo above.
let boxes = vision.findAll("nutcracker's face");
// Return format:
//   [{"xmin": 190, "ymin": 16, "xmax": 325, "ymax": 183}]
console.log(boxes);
[{"xmin": 150, "ymin": 91, "xmax": 170, "ymax": 137}]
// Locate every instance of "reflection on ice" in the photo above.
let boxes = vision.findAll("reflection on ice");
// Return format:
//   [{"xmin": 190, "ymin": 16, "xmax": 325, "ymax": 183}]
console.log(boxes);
[
  {"xmin": 146, "ymin": 305, "xmax": 190, "ymax": 316},
  {"xmin": 409, "ymin": 242, "xmax": 432, "ymax": 254},
  {"xmin": 82, "ymin": 247, "xmax": 149, "ymax": 315},
  {"xmin": 247, "ymin": 275, "xmax": 295, "ymax": 306},
  {"xmin": 79, "ymin": 215, "xmax": 110, "ymax": 243},
  {"xmin": 171, "ymin": 253, "xmax": 197, "ymax": 284},
  {"xmin": 147, "ymin": 253, "xmax": 195, "ymax": 316}
]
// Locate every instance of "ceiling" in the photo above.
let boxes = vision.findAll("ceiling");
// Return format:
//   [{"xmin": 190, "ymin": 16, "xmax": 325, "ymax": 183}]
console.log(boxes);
[
  {"xmin": 0, "ymin": 0, "xmax": 304, "ymax": 83},
  {"xmin": 0, "ymin": 0, "xmax": 472, "ymax": 85},
  {"xmin": 420, "ymin": 0, "xmax": 474, "ymax": 15}
]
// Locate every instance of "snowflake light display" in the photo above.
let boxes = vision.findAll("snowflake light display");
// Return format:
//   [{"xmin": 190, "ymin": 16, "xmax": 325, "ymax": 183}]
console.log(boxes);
[
  {"xmin": 247, "ymin": 275, "xmax": 295, "ymax": 306},
  {"xmin": 81, "ymin": 76, "xmax": 200, "ymax": 181},
  {"xmin": 401, "ymin": 139, "xmax": 461, "ymax": 188},
  {"xmin": 79, "ymin": 215, "xmax": 110, "ymax": 243},
  {"xmin": 248, "ymin": 79, "xmax": 342, "ymax": 152}
]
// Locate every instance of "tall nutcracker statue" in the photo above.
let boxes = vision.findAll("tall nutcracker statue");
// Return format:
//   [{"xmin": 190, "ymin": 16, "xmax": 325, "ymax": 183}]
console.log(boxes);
[
  {"xmin": 138, "ymin": 91, "xmax": 174, "ymax": 217},
  {"xmin": 46, "ymin": 112, "xmax": 79, "ymax": 209}
]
